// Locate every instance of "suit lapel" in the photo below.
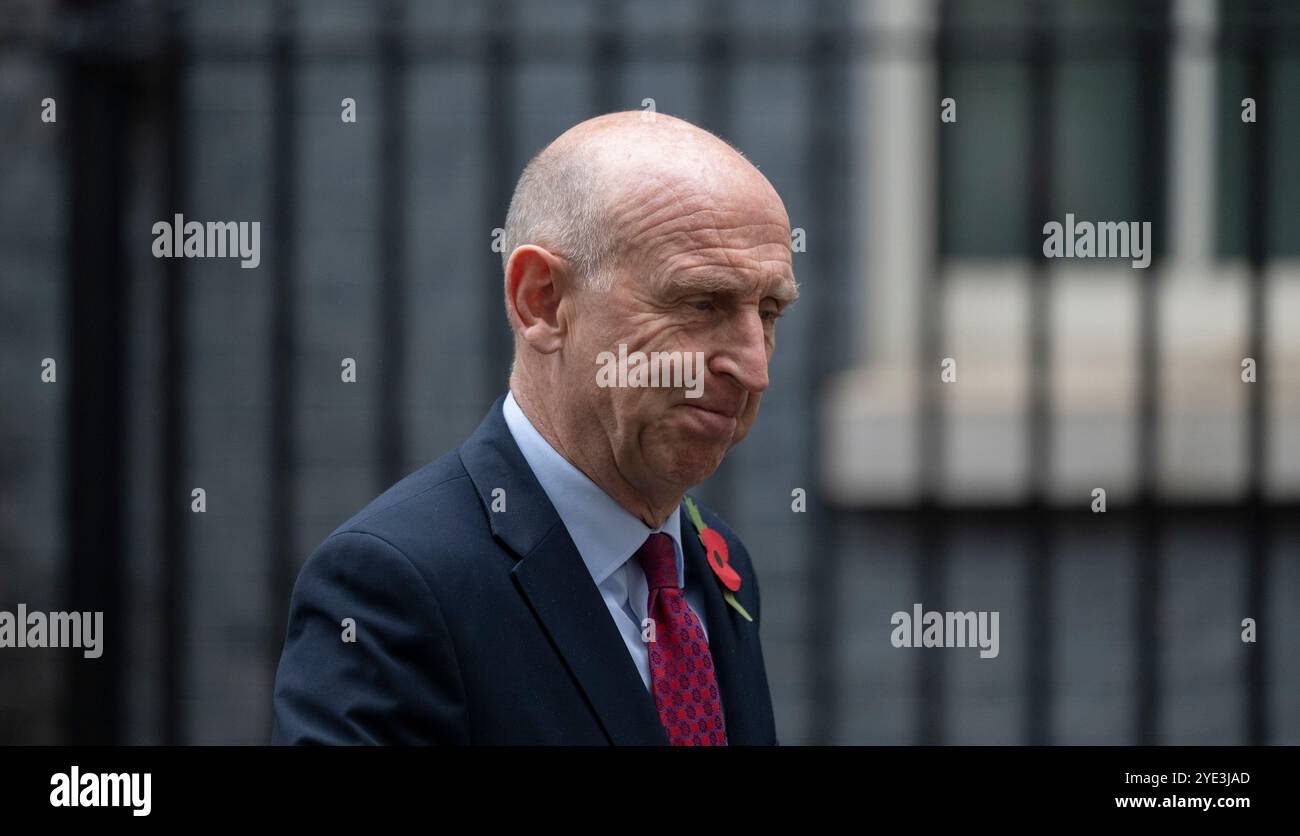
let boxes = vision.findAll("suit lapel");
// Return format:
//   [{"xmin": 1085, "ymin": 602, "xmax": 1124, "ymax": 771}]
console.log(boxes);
[
  {"xmin": 681, "ymin": 505, "xmax": 766, "ymax": 745},
  {"xmin": 511, "ymin": 525, "xmax": 669, "ymax": 745},
  {"xmin": 460, "ymin": 395, "xmax": 668, "ymax": 746}
]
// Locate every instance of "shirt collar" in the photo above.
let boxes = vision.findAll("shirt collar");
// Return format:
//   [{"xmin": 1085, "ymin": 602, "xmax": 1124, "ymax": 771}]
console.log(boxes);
[{"xmin": 502, "ymin": 390, "xmax": 685, "ymax": 588}]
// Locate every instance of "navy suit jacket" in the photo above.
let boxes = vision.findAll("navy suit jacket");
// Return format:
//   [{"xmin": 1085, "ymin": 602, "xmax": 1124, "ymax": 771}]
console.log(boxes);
[{"xmin": 271, "ymin": 394, "xmax": 779, "ymax": 745}]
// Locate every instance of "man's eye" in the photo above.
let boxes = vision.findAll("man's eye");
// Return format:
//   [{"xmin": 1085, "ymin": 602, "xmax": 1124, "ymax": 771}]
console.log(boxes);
[
  {"xmin": 690, "ymin": 300, "xmax": 715, "ymax": 312},
  {"xmin": 761, "ymin": 308, "xmax": 782, "ymax": 323}
]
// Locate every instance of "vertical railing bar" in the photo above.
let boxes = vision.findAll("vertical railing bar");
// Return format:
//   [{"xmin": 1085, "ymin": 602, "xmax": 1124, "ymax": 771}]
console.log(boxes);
[
  {"xmin": 1023, "ymin": 0, "xmax": 1056, "ymax": 746},
  {"xmin": 915, "ymin": 0, "xmax": 952, "ymax": 746},
  {"xmin": 483, "ymin": 0, "xmax": 516, "ymax": 408},
  {"xmin": 804, "ymin": 0, "xmax": 848, "ymax": 746},
  {"xmin": 267, "ymin": 0, "xmax": 299, "ymax": 680},
  {"xmin": 376, "ymin": 0, "xmax": 408, "ymax": 488},
  {"xmin": 590, "ymin": 0, "xmax": 624, "ymax": 115},
  {"xmin": 61, "ymin": 0, "xmax": 129, "ymax": 745},
  {"xmin": 1242, "ymin": 0, "xmax": 1273, "ymax": 746},
  {"xmin": 1133, "ymin": 0, "xmax": 1171, "ymax": 746},
  {"xmin": 159, "ymin": 0, "xmax": 190, "ymax": 745}
]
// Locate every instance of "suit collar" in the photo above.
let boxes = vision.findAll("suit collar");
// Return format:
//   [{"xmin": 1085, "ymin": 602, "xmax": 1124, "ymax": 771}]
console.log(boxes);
[{"xmin": 459, "ymin": 393, "xmax": 564, "ymax": 561}]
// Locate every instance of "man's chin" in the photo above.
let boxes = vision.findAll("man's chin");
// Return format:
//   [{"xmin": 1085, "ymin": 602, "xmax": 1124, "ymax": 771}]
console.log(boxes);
[{"xmin": 652, "ymin": 440, "xmax": 731, "ymax": 489}]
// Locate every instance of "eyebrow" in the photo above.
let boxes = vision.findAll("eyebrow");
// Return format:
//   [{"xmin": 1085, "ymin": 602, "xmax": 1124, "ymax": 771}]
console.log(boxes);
[{"xmin": 667, "ymin": 270, "xmax": 801, "ymax": 305}]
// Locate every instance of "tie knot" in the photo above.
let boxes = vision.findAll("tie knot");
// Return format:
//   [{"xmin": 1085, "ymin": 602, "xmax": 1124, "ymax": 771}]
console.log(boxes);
[{"xmin": 635, "ymin": 532, "xmax": 679, "ymax": 591}]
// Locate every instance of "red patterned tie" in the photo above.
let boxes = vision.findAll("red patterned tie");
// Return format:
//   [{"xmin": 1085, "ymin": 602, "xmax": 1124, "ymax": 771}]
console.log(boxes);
[{"xmin": 635, "ymin": 532, "xmax": 728, "ymax": 746}]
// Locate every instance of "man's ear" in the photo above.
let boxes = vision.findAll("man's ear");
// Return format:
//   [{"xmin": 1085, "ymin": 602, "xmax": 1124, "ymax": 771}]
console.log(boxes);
[{"xmin": 505, "ymin": 245, "xmax": 570, "ymax": 354}]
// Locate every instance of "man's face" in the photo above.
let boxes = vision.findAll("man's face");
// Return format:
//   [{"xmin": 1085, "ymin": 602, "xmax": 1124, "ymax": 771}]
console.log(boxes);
[{"xmin": 563, "ymin": 170, "xmax": 798, "ymax": 496}]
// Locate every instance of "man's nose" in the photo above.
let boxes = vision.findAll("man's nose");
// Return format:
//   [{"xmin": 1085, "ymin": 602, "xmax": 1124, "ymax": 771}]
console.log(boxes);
[{"xmin": 710, "ymin": 309, "xmax": 770, "ymax": 395}]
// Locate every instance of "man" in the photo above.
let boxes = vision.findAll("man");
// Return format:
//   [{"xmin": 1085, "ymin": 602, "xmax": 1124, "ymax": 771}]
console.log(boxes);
[{"xmin": 271, "ymin": 111, "xmax": 798, "ymax": 745}]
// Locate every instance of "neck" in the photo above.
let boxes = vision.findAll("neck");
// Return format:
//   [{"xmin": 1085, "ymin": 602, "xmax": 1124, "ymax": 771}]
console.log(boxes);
[{"xmin": 510, "ymin": 377, "xmax": 680, "ymax": 528}]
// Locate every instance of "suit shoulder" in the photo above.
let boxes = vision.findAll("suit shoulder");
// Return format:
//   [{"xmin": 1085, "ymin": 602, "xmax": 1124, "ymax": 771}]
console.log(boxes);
[
  {"xmin": 330, "ymin": 450, "xmax": 470, "ymax": 531},
  {"xmin": 323, "ymin": 450, "xmax": 488, "ymax": 570}
]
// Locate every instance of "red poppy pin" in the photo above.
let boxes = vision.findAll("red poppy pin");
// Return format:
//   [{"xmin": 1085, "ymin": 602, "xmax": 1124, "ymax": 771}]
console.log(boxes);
[{"xmin": 684, "ymin": 496, "xmax": 753, "ymax": 622}]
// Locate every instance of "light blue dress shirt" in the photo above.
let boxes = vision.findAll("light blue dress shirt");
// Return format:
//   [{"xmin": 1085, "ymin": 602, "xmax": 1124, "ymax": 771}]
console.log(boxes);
[{"xmin": 502, "ymin": 390, "xmax": 710, "ymax": 692}]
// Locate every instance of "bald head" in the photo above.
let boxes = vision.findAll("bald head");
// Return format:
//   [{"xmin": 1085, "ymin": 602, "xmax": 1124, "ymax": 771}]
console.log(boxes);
[
  {"xmin": 502, "ymin": 111, "xmax": 784, "ymax": 291},
  {"xmin": 501, "ymin": 111, "xmax": 797, "ymax": 527}
]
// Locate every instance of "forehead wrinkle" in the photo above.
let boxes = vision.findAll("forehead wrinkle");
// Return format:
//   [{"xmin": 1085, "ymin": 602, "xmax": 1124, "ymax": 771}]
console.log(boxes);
[
  {"xmin": 613, "ymin": 161, "xmax": 784, "ymax": 240},
  {"xmin": 596, "ymin": 151, "xmax": 794, "ymax": 301},
  {"xmin": 629, "ymin": 195, "xmax": 791, "ymax": 265},
  {"xmin": 658, "ymin": 226, "xmax": 795, "ymax": 280},
  {"xmin": 657, "ymin": 261, "xmax": 800, "ymax": 304},
  {"xmin": 616, "ymin": 171, "xmax": 712, "ymax": 239}
]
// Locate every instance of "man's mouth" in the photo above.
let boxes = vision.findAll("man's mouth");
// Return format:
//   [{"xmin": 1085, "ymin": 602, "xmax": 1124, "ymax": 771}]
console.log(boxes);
[{"xmin": 674, "ymin": 401, "xmax": 741, "ymax": 438}]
